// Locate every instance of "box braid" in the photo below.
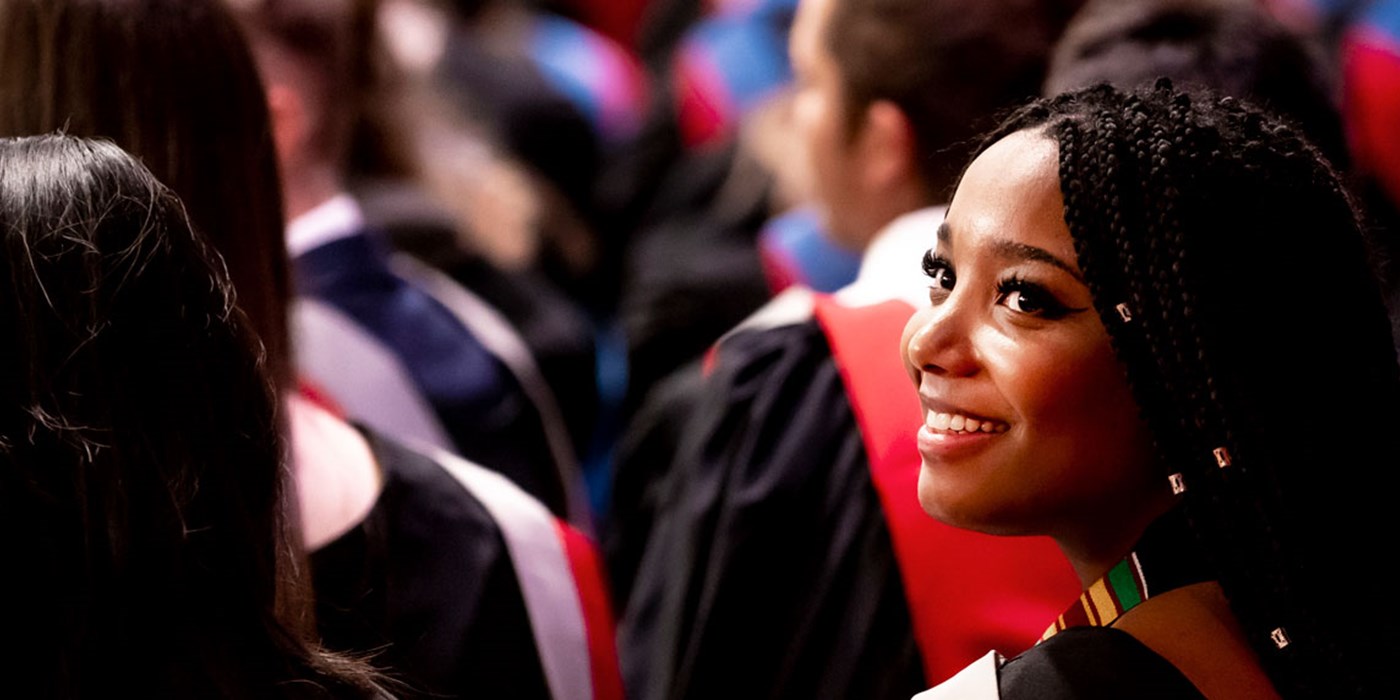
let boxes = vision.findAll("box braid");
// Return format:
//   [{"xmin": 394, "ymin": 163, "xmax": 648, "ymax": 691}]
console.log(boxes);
[{"xmin": 974, "ymin": 81, "xmax": 1400, "ymax": 698}]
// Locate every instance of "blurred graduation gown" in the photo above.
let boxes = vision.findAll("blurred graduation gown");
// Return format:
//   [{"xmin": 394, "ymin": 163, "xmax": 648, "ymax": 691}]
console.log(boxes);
[
  {"xmin": 312, "ymin": 428, "xmax": 622, "ymax": 700},
  {"xmin": 290, "ymin": 194, "xmax": 589, "ymax": 524}
]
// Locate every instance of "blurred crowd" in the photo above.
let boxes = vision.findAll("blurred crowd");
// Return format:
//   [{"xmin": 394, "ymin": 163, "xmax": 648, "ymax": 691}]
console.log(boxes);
[{"xmin": 4, "ymin": 0, "xmax": 1400, "ymax": 697}]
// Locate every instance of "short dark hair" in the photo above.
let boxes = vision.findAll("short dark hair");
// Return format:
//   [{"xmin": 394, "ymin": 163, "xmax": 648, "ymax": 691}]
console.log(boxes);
[
  {"xmin": 0, "ymin": 0, "xmax": 292, "ymax": 383},
  {"xmin": 825, "ymin": 0, "xmax": 1082, "ymax": 196},
  {"xmin": 0, "ymin": 134, "xmax": 367, "ymax": 697},
  {"xmin": 1044, "ymin": 0, "xmax": 1348, "ymax": 167},
  {"xmin": 976, "ymin": 81, "xmax": 1400, "ymax": 697}
]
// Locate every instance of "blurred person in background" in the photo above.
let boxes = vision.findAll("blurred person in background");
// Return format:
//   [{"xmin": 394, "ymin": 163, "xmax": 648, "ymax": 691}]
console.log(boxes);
[
  {"xmin": 0, "ymin": 133, "xmax": 383, "ymax": 699},
  {"xmin": 0, "ymin": 0, "xmax": 621, "ymax": 697},
  {"xmin": 612, "ymin": 1, "xmax": 1086, "ymax": 698},
  {"xmin": 608, "ymin": 5, "xmax": 845, "ymax": 555},
  {"xmin": 230, "ymin": 0, "xmax": 591, "ymax": 524},
  {"xmin": 1046, "ymin": 0, "xmax": 1348, "ymax": 166},
  {"xmin": 615, "ymin": 0, "xmax": 808, "ymax": 417},
  {"xmin": 371, "ymin": 0, "xmax": 608, "ymax": 509},
  {"xmin": 420, "ymin": 0, "xmax": 660, "ymax": 514},
  {"xmin": 430, "ymin": 0, "xmax": 650, "ymax": 309}
]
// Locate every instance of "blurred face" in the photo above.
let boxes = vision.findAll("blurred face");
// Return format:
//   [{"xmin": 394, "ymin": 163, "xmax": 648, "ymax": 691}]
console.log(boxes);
[
  {"xmin": 789, "ymin": 0, "xmax": 864, "ymax": 248},
  {"xmin": 900, "ymin": 129, "xmax": 1169, "ymax": 576}
]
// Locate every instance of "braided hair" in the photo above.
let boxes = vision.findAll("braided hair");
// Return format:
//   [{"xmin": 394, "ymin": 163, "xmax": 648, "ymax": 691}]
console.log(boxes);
[{"xmin": 978, "ymin": 81, "xmax": 1400, "ymax": 697}]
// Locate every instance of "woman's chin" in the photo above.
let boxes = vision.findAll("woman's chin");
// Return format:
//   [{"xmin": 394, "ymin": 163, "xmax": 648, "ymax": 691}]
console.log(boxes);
[
  {"xmin": 916, "ymin": 466, "xmax": 1036, "ymax": 537},
  {"xmin": 918, "ymin": 467, "xmax": 985, "ymax": 531}
]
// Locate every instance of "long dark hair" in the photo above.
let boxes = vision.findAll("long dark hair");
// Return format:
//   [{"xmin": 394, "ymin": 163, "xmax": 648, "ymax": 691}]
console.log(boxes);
[
  {"xmin": 977, "ymin": 81, "xmax": 1400, "ymax": 697},
  {"xmin": 0, "ymin": 0, "xmax": 291, "ymax": 384},
  {"xmin": 0, "ymin": 0, "xmax": 384, "ymax": 694},
  {"xmin": 0, "ymin": 134, "xmax": 372, "ymax": 697}
]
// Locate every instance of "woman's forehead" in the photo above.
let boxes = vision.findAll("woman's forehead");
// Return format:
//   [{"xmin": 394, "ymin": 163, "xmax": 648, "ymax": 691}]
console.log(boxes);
[{"xmin": 941, "ymin": 130, "xmax": 1075, "ymax": 263}]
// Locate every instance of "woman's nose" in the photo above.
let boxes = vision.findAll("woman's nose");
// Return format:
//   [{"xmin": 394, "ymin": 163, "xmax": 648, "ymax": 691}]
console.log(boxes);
[{"xmin": 903, "ymin": 298, "xmax": 979, "ymax": 379}]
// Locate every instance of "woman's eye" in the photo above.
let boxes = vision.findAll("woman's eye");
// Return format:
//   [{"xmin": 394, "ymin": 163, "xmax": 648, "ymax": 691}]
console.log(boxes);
[
  {"xmin": 930, "ymin": 266, "xmax": 955, "ymax": 291},
  {"xmin": 1003, "ymin": 289, "xmax": 1045, "ymax": 314},
  {"xmin": 922, "ymin": 250, "xmax": 955, "ymax": 295},
  {"xmin": 997, "ymin": 278, "xmax": 1078, "ymax": 319}
]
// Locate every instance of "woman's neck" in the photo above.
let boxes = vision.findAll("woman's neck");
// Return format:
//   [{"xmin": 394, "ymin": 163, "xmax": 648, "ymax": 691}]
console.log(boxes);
[
  {"xmin": 1114, "ymin": 582, "xmax": 1280, "ymax": 700},
  {"xmin": 1059, "ymin": 486, "xmax": 1181, "ymax": 586}
]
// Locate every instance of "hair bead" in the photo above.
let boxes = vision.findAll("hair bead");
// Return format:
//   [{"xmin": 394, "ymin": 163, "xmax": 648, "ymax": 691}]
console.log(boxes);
[
  {"xmin": 1213, "ymin": 447, "xmax": 1231, "ymax": 468},
  {"xmin": 1168, "ymin": 473, "xmax": 1186, "ymax": 494}
]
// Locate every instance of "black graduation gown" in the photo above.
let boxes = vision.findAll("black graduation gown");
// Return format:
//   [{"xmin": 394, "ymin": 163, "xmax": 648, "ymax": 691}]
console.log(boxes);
[
  {"xmin": 614, "ymin": 318, "xmax": 925, "ymax": 700},
  {"xmin": 998, "ymin": 627, "xmax": 1206, "ymax": 699},
  {"xmin": 310, "ymin": 431, "xmax": 553, "ymax": 700}
]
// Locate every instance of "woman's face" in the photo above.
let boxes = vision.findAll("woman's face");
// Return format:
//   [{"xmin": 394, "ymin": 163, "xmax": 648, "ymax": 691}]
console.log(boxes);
[{"xmin": 901, "ymin": 129, "xmax": 1168, "ymax": 572}]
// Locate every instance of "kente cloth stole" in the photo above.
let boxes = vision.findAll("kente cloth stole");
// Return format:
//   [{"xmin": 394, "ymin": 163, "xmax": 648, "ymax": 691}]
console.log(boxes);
[{"xmin": 1041, "ymin": 508, "xmax": 1213, "ymax": 642}]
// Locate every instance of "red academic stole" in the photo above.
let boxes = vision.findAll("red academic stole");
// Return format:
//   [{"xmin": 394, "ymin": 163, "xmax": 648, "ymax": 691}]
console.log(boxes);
[
  {"xmin": 556, "ymin": 523, "xmax": 626, "ymax": 700},
  {"xmin": 812, "ymin": 295, "xmax": 1080, "ymax": 684}
]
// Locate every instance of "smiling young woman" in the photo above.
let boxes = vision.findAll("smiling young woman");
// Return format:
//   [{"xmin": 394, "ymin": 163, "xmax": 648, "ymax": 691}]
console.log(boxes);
[
  {"xmin": 904, "ymin": 129, "xmax": 1167, "ymax": 574},
  {"xmin": 904, "ymin": 82, "xmax": 1400, "ymax": 699}
]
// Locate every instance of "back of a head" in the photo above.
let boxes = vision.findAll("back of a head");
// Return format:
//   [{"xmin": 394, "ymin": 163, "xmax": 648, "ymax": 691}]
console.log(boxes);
[
  {"xmin": 0, "ymin": 0, "xmax": 292, "ymax": 380},
  {"xmin": 0, "ymin": 134, "xmax": 309, "ymax": 696},
  {"xmin": 825, "ymin": 0, "xmax": 1083, "ymax": 197},
  {"xmin": 981, "ymin": 81, "xmax": 1400, "ymax": 697},
  {"xmin": 1045, "ymin": 0, "xmax": 1348, "ymax": 166}
]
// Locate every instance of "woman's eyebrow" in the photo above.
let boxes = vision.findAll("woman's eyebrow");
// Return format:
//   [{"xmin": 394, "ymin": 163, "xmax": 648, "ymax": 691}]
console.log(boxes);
[
  {"xmin": 989, "ymin": 238, "xmax": 1084, "ymax": 283},
  {"xmin": 939, "ymin": 221, "xmax": 1084, "ymax": 283}
]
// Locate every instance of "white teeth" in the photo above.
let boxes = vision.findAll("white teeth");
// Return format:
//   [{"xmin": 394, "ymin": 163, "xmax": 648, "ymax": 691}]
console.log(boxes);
[{"xmin": 925, "ymin": 411, "xmax": 1008, "ymax": 434}]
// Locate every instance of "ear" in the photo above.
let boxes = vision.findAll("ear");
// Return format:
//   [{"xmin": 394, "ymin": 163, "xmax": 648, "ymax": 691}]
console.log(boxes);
[
  {"xmin": 265, "ymin": 82, "xmax": 308, "ymax": 170},
  {"xmin": 855, "ymin": 99, "xmax": 917, "ymax": 192}
]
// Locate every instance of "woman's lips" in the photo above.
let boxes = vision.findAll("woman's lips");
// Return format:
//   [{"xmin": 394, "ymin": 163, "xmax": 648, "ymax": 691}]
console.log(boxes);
[
  {"xmin": 923, "ymin": 410, "xmax": 1009, "ymax": 434},
  {"xmin": 917, "ymin": 409, "xmax": 1008, "ymax": 462},
  {"xmin": 917, "ymin": 423, "xmax": 1002, "ymax": 461}
]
